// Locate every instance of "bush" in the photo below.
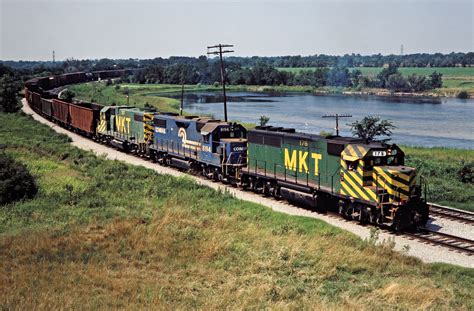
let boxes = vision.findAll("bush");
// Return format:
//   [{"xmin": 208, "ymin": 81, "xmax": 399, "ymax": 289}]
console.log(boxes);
[
  {"xmin": 458, "ymin": 162, "xmax": 473, "ymax": 183},
  {"xmin": 457, "ymin": 91, "xmax": 469, "ymax": 99},
  {"xmin": 0, "ymin": 154, "xmax": 38, "ymax": 205},
  {"xmin": 0, "ymin": 75, "xmax": 21, "ymax": 113},
  {"xmin": 58, "ymin": 89, "xmax": 75, "ymax": 102}
]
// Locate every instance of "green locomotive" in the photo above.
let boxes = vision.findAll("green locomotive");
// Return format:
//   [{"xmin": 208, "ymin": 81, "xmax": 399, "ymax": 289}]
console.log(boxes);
[{"xmin": 241, "ymin": 126, "xmax": 429, "ymax": 230}]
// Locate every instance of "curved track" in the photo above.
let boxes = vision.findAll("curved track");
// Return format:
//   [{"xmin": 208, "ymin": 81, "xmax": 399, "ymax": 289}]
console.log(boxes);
[
  {"xmin": 407, "ymin": 228, "xmax": 474, "ymax": 256},
  {"xmin": 428, "ymin": 203, "xmax": 474, "ymax": 224}
]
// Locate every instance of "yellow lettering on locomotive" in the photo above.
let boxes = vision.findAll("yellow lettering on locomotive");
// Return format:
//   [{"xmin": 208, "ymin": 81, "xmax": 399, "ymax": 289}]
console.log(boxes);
[
  {"xmin": 298, "ymin": 151, "xmax": 308, "ymax": 172},
  {"xmin": 115, "ymin": 115, "xmax": 131, "ymax": 134},
  {"xmin": 284, "ymin": 149, "xmax": 297, "ymax": 170},
  {"xmin": 312, "ymin": 153, "xmax": 322, "ymax": 175},
  {"xmin": 285, "ymin": 149, "xmax": 322, "ymax": 175}
]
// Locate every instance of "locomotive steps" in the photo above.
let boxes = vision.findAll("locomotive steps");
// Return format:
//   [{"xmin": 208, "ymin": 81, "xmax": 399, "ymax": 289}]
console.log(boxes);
[{"xmin": 21, "ymin": 100, "xmax": 474, "ymax": 268}]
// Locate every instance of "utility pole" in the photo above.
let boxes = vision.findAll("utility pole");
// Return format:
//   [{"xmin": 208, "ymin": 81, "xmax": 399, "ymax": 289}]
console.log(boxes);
[
  {"xmin": 400, "ymin": 44, "xmax": 404, "ymax": 56},
  {"xmin": 180, "ymin": 82, "xmax": 185, "ymax": 116},
  {"xmin": 53, "ymin": 50, "xmax": 55, "ymax": 64},
  {"xmin": 322, "ymin": 114, "xmax": 352, "ymax": 136},
  {"xmin": 207, "ymin": 44, "xmax": 234, "ymax": 122}
]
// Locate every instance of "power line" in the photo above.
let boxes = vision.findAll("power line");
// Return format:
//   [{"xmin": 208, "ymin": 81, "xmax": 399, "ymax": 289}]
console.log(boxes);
[
  {"xmin": 207, "ymin": 44, "xmax": 234, "ymax": 122},
  {"xmin": 322, "ymin": 114, "xmax": 352, "ymax": 136}
]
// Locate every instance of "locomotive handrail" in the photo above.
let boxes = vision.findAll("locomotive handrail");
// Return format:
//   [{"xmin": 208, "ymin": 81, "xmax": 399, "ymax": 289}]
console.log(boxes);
[{"xmin": 249, "ymin": 159, "xmax": 336, "ymax": 192}]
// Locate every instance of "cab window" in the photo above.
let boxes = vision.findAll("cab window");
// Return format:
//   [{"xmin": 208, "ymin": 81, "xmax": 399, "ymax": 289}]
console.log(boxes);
[
  {"xmin": 346, "ymin": 160, "xmax": 358, "ymax": 171},
  {"xmin": 386, "ymin": 156, "xmax": 398, "ymax": 165},
  {"xmin": 373, "ymin": 157, "xmax": 382, "ymax": 166}
]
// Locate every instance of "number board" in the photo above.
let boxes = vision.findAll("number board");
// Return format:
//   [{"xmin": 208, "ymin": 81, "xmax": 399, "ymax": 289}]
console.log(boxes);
[{"xmin": 372, "ymin": 150, "xmax": 387, "ymax": 157}]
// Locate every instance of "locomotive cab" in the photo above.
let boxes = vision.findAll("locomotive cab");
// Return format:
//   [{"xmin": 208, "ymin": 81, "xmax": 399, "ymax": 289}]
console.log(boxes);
[{"xmin": 201, "ymin": 122, "xmax": 247, "ymax": 167}]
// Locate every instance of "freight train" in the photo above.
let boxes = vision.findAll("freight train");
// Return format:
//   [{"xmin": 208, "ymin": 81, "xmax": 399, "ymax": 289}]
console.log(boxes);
[{"xmin": 24, "ymin": 71, "xmax": 429, "ymax": 230}]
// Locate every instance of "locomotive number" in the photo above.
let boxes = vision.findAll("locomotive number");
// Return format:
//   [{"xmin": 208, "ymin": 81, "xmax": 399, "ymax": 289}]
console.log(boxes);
[
  {"xmin": 372, "ymin": 151, "xmax": 387, "ymax": 157},
  {"xmin": 299, "ymin": 140, "xmax": 309, "ymax": 147}
]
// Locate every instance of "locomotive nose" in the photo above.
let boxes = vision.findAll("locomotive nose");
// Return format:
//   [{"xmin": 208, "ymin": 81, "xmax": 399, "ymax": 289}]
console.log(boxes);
[{"xmin": 374, "ymin": 166, "xmax": 417, "ymax": 201}]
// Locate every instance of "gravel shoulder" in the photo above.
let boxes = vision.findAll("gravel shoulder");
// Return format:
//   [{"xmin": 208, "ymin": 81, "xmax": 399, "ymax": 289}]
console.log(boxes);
[{"xmin": 21, "ymin": 100, "xmax": 474, "ymax": 268}]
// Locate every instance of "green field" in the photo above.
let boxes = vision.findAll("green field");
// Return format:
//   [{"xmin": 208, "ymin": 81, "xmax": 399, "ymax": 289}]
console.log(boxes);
[{"xmin": 1, "ymin": 111, "xmax": 473, "ymax": 309}]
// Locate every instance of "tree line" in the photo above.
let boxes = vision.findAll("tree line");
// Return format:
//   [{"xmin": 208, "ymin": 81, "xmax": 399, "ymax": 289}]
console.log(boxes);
[
  {"xmin": 126, "ymin": 62, "xmax": 443, "ymax": 92},
  {"xmin": 3, "ymin": 52, "xmax": 473, "ymax": 72}
]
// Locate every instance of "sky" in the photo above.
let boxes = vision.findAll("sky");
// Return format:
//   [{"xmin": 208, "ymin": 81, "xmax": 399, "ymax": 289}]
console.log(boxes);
[{"xmin": 1, "ymin": 0, "xmax": 472, "ymax": 61}]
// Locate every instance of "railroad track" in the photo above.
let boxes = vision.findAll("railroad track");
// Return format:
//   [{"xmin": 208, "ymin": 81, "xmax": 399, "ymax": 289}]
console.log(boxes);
[
  {"xmin": 407, "ymin": 228, "xmax": 474, "ymax": 255},
  {"xmin": 428, "ymin": 203, "xmax": 474, "ymax": 225}
]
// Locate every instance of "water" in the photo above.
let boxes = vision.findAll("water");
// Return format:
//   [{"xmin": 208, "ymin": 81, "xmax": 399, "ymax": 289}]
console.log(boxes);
[{"xmin": 150, "ymin": 92, "xmax": 474, "ymax": 149}]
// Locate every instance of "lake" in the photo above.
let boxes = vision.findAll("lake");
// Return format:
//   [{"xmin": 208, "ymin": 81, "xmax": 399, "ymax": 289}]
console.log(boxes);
[{"xmin": 151, "ymin": 92, "xmax": 474, "ymax": 149}]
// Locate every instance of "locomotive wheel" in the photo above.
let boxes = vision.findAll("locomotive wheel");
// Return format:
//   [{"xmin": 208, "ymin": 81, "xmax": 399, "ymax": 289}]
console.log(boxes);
[
  {"xmin": 249, "ymin": 178, "xmax": 256, "ymax": 191},
  {"xmin": 338, "ymin": 201, "xmax": 349, "ymax": 218}
]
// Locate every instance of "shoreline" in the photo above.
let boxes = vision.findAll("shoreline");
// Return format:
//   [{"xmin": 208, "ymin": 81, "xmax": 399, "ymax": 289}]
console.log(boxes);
[{"xmin": 134, "ymin": 84, "xmax": 473, "ymax": 101}]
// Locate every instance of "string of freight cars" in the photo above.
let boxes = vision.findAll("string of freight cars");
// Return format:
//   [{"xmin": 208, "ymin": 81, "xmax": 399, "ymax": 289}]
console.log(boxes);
[{"xmin": 25, "ymin": 70, "xmax": 430, "ymax": 232}]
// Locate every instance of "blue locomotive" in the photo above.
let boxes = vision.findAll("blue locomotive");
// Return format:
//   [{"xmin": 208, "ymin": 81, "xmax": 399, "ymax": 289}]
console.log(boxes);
[{"xmin": 149, "ymin": 113, "xmax": 247, "ymax": 182}]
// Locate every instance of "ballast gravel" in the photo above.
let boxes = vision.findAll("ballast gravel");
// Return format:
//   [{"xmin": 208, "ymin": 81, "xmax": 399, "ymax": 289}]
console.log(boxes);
[{"xmin": 22, "ymin": 101, "xmax": 474, "ymax": 268}]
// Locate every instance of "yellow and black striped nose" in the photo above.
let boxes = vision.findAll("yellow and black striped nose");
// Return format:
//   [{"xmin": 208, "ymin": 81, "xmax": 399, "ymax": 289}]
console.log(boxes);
[
  {"xmin": 143, "ymin": 113, "xmax": 154, "ymax": 144},
  {"xmin": 373, "ymin": 166, "xmax": 416, "ymax": 201}
]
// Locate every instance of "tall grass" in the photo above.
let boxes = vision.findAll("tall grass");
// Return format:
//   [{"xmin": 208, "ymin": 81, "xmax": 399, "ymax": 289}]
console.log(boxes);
[
  {"xmin": 0, "ymin": 112, "xmax": 473, "ymax": 309},
  {"xmin": 404, "ymin": 146, "xmax": 474, "ymax": 211}
]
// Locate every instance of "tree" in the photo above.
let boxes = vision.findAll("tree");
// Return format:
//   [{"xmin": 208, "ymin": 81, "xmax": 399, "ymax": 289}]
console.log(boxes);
[
  {"xmin": 377, "ymin": 63, "xmax": 399, "ymax": 88},
  {"xmin": 349, "ymin": 116, "xmax": 396, "ymax": 143},
  {"xmin": 429, "ymin": 71, "xmax": 443, "ymax": 88},
  {"xmin": 0, "ymin": 153, "xmax": 38, "ymax": 205},
  {"xmin": 259, "ymin": 115, "xmax": 270, "ymax": 126},
  {"xmin": 350, "ymin": 69, "xmax": 362, "ymax": 87},
  {"xmin": 326, "ymin": 67, "xmax": 351, "ymax": 87},
  {"xmin": 59, "ymin": 89, "xmax": 75, "ymax": 102},
  {"xmin": 406, "ymin": 74, "xmax": 429, "ymax": 92},
  {"xmin": 0, "ymin": 75, "xmax": 21, "ymax": 113},
  {"xmin": 387, "ymin": 73, "xmax": 408, "ymax": 92}
]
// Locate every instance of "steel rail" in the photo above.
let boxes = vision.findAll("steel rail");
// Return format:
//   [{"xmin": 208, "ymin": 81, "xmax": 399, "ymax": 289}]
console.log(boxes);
[
  {"xmin": 407, "ymin": 228, "xmax": 474, "ymax": 255},
  {"xmin": 428, "ymin": 203, "xmax": 474, "ymax": 225}
]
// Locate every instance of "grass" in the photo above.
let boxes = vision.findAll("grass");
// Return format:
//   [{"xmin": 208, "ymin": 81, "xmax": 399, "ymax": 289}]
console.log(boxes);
[
  {"xmin": 1, "ymin": 112, "xmax": 473, "ymax": 309},
  {"xmin": 403, "ymin": 146, "xmax": 474, "ymax": 211}
]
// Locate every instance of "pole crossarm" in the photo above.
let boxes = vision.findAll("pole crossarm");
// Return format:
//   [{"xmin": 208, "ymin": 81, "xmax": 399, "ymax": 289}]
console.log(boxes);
[
  {"xmin": 206, "ymin": 43, "xmax": 234, "ymax": 122},
  {"xmin": 322, "ymin": 114, "xmax": 352, "ymax": 136}
]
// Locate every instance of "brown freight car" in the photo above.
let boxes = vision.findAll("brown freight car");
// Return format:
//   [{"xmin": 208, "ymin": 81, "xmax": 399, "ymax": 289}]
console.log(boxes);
[
  {"xmin": 31, "ymin": 92, "xmax": 42, "ymax": 112},
  {"xmin": 69, "ymin": 102, "xmax": 103, "ymax": 135},
  {"xmin": 41, "ymin": 98, "xmax": 53, "ymax": 117},
  {"xmin": 52, "ymin": 99, "xmax": 70, "ymax": 125},
  {"xmin": 24, "ymin": 88, "xmax": 31, "ymax": 105}
]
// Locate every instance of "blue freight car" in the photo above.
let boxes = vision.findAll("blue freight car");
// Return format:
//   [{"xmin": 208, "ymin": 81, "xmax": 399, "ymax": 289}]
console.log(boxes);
[{"xmin": 150, "ymin": 113, "xmax": 247, "ymax": 182}]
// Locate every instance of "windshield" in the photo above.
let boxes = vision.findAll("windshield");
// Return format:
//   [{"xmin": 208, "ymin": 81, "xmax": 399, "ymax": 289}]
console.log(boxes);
[{"xmin": 370, "ymin": 155, "xmax": 400, "ymax": 166}]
